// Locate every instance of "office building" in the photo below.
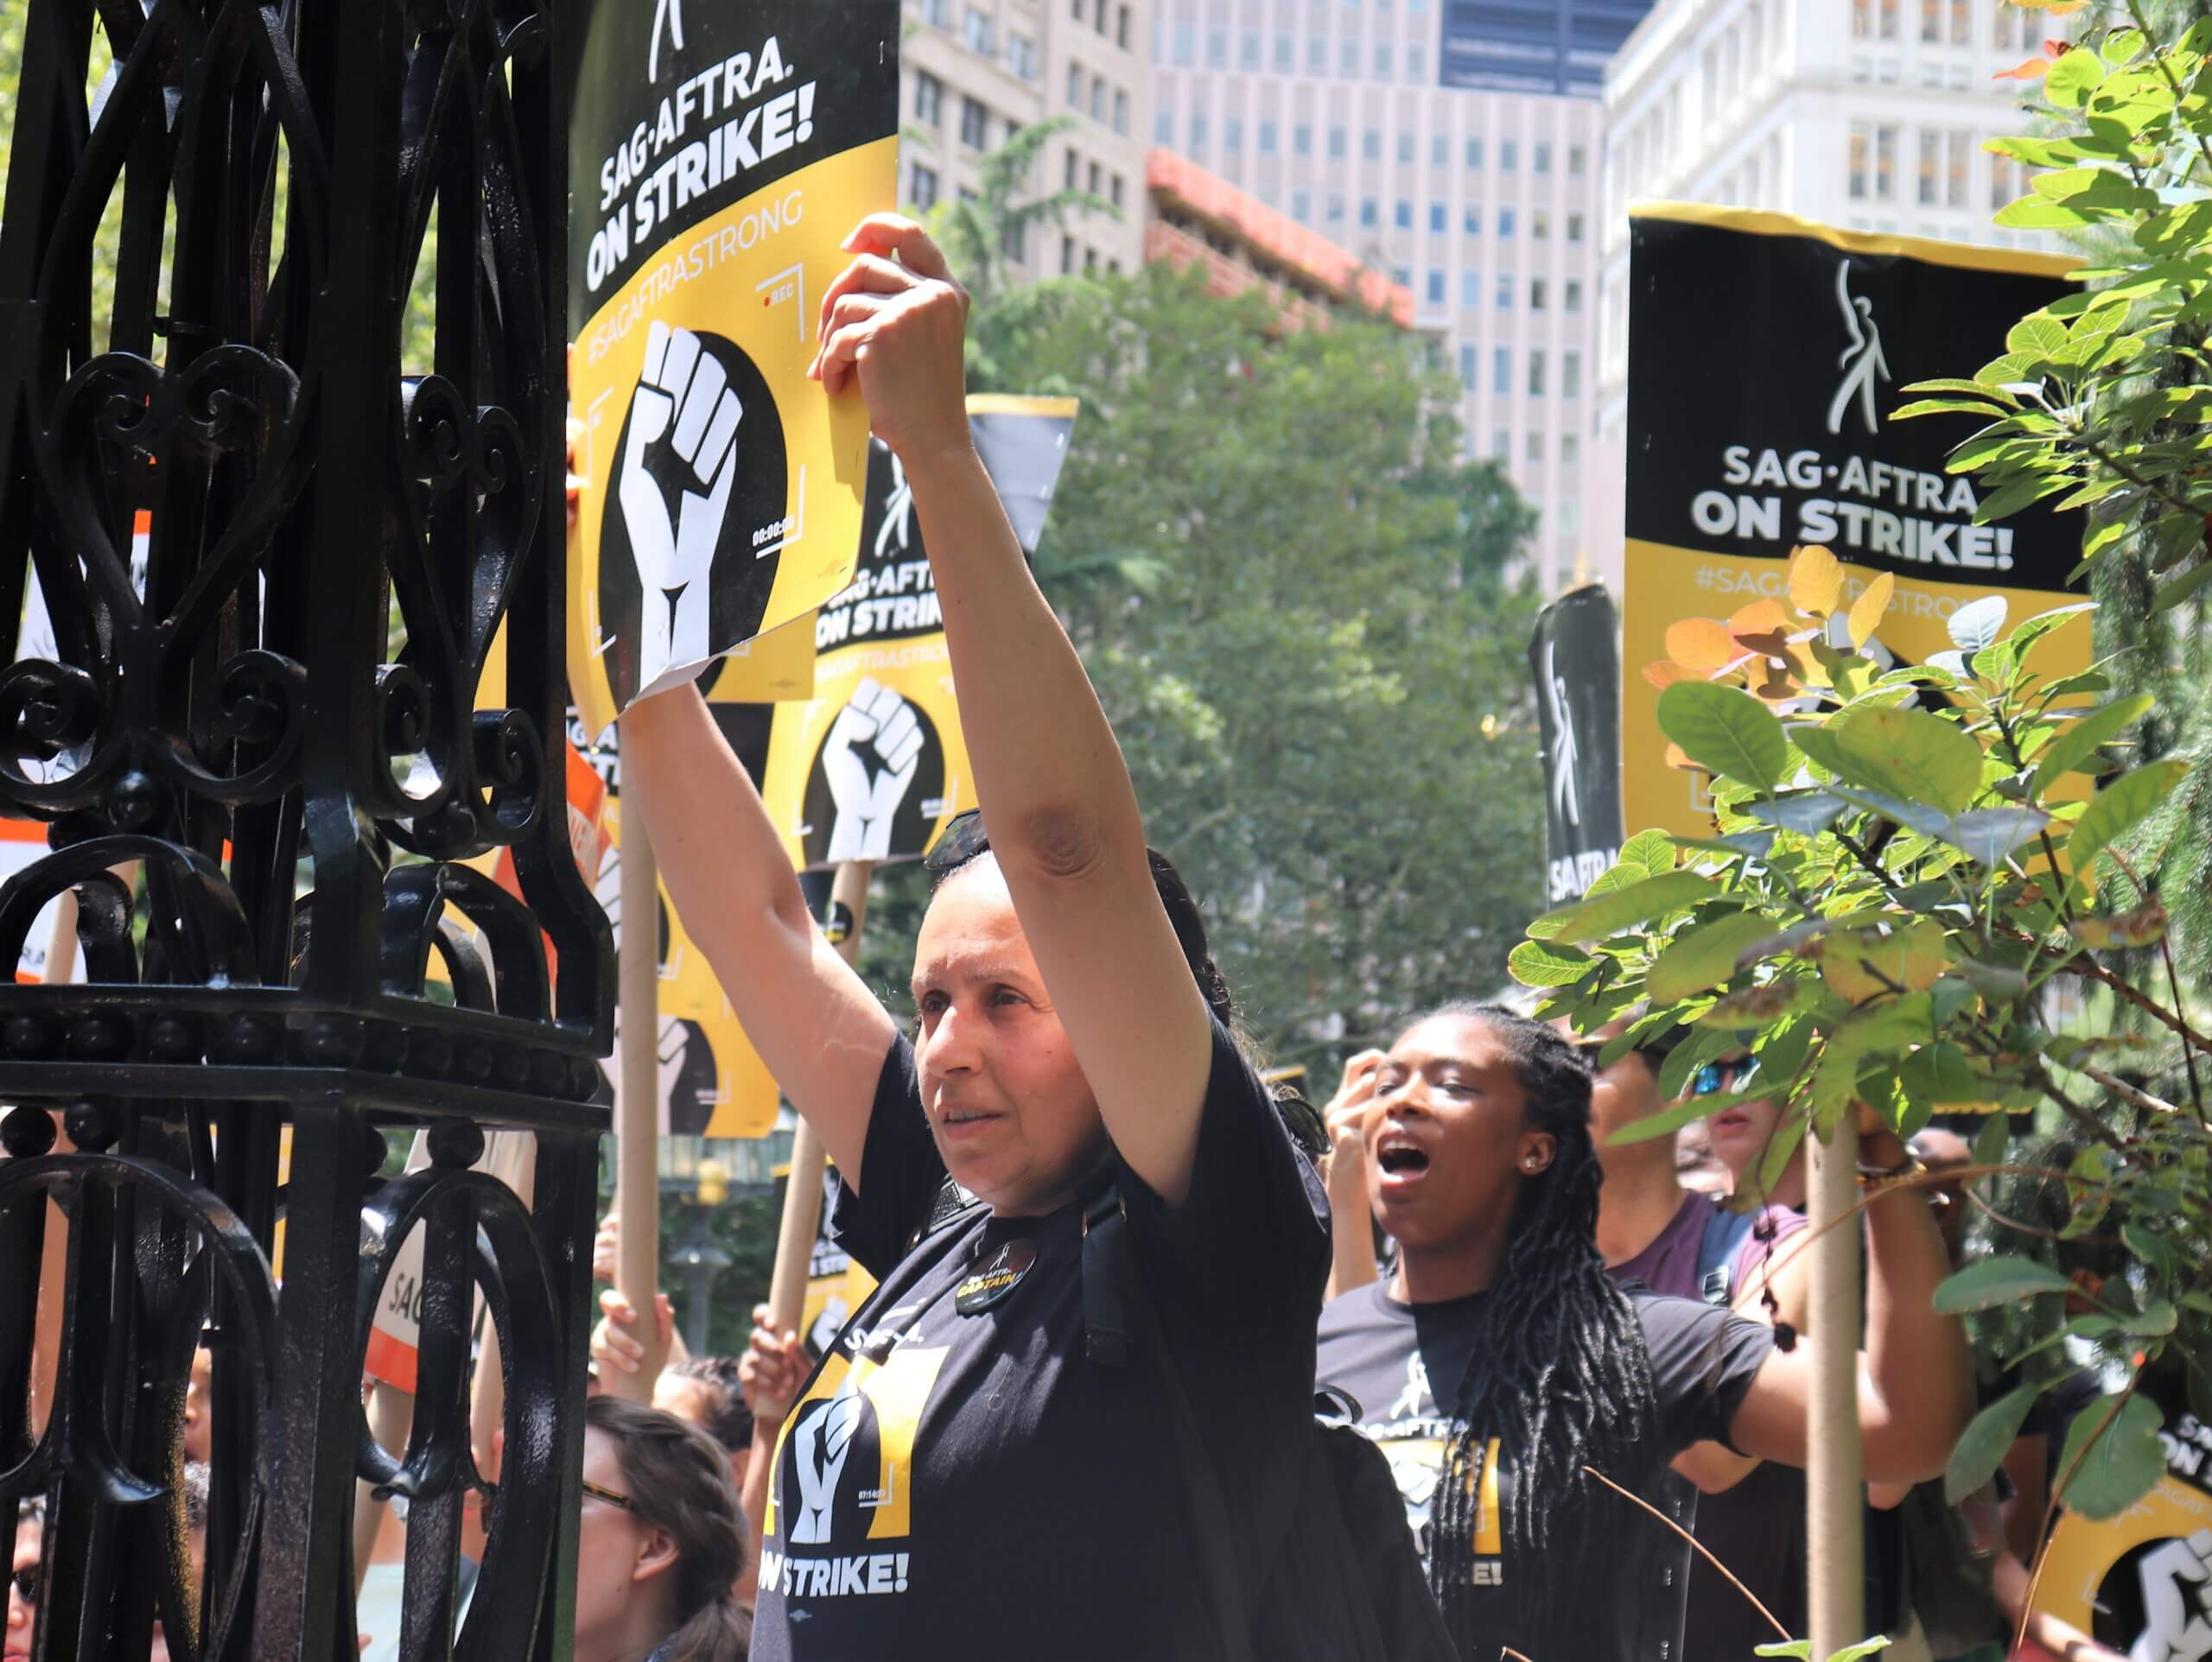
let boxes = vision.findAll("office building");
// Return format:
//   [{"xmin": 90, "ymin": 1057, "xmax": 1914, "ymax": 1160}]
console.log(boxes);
[
  {"xmin": 901, "ymin": 0, "xmax": 1155, "ymax": 278},
  {"xmin": 1150, "ymin": 1, "xmax": 1657, "ymax": 588},
  {"xmin": 1585, "ymin": 0, "xmax": 2056, "ymax": 589}
]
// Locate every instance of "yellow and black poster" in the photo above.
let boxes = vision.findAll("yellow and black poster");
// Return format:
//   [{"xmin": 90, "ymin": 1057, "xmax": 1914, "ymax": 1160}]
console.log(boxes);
[
  {"xmin": 566, "ymin": 2, "xmax": 899, "ymax": 736},
  {"xmin": 1622, "ymin": 205, "xmax": 2088, "ymax": 840},
  {"xmin": 760, "ymin": 396, "xmax": 1079, "ymax": 870}
]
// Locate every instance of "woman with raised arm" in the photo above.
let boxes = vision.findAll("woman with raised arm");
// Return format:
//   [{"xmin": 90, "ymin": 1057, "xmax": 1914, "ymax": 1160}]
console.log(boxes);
[
  {"xmin": 618, "ymin": 218, "xmax": 1328, "ymax": 1661},
  {"xmin": 1316, "ymin": 1003, "xmax": 1974, "ymax": 1662}
]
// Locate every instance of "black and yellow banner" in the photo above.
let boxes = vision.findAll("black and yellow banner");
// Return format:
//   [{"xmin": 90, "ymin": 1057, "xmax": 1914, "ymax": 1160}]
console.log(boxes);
[
  {"xmin": 760, "ymin": 396, "xmax": 1078, "ymax": 871},
  {"xmin": 1623, "ymin": 205, "xmax": 2087, "ymax": 839},
  {"xmin": 566, "ymin": 3, "xmax": 899, "ymax": 734}
]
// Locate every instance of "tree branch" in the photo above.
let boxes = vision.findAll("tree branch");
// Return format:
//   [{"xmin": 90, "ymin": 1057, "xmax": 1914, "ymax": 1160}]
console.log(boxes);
[{"xmin": 1997, "ymin": 923, "xmax": 2212, "ymax": 1054}]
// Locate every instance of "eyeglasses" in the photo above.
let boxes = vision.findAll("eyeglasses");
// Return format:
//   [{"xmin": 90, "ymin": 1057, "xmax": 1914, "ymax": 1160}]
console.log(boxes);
[
  {"xmin": 581, "ymin": 1479, "xmax": 636, "ymax": 1512},
  {"xmin": 1688, "ymin": 1057, "xmax": 1757, "ymax": 1097},
  {"xmin": 922, "ymin": 808, "xmax": 989, "ymax": 878},
  {"xmin": 10, "ymin": 1564, "xmax": 37, "ymax": 1604}
]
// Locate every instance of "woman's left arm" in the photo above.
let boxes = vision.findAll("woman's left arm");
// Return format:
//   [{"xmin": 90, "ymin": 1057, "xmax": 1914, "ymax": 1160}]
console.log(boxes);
[
  {"xmin": 813, "ymin": 216, "xmax": 1216, "ymax": 1205},
  {"xmin": 1721, "ymin": 1123, "xmax": 1976, "ymax": 1484}
]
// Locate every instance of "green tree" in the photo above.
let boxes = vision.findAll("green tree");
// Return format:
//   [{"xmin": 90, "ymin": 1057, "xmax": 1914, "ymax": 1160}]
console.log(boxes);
[
  {"xmin": 925, "ymin": 115, "xmax": 1113, "ymax": 316},
  {"xmin": 864, "ymin": 263, "xmax": 1543, "ymax": 1075}
]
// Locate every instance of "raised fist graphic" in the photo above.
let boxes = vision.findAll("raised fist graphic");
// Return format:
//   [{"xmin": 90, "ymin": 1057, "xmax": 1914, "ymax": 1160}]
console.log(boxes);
[
  {"xmin": 821, "ymin": 678, "xmax": 924, "ymax": 863},
  {"xmin": 789, "ymin": 1386, "xmax": 864, "ymax": 1546},
  {"xmin": 2133, "ymin": 1530, "xmax": 2212, "ymax": 1662},
  {"xmin": 619, "ymin": 320, "xmax": 742, "ymax": 693}
]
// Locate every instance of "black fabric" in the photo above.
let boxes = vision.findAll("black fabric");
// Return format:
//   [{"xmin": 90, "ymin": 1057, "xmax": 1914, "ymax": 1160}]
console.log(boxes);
[
  {"xmin": 1314, "ymin": 1278, "xmax": 1773, "ymax": 1662},
  {"xmin": 751, "ymin": 1018, "xmax": 1329, "ymax": 1661}
]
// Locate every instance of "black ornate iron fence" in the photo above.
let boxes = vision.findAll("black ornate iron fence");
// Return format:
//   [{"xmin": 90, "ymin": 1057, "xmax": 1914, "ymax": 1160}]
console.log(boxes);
[{"xmin": 0, "ymin": 3, "xmax": 611, "ymax": 1660}]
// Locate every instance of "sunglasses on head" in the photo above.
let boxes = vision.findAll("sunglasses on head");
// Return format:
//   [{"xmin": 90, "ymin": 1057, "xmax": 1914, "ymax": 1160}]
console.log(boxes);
[{"xmin": 922, "ymin": 808, "xmax": 989, "ymax": 878}]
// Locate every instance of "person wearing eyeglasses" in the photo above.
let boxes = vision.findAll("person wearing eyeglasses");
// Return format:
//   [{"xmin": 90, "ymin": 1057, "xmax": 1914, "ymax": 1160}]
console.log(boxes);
[
  {"xmin": 617, "ymin": 217, "xmax": 1327, "ymax": 1660},
  {"xmin": 575, "ymin": 1396, "xmax": 750, "ymax": 1662},
  {"xmin": 6, "ymin": 1497, "xmax": 39, "ymax": 1662}
]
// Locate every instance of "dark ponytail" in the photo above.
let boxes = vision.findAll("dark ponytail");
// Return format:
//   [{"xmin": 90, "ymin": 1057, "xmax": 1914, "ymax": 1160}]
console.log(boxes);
[
  {"xmin": 584, "ymin": 1396, "xmax": 751, "ymax": 1662},
  {"xmin": 1414, "ymin": 1003, "xmax": 1662, "ymax": 1659}
]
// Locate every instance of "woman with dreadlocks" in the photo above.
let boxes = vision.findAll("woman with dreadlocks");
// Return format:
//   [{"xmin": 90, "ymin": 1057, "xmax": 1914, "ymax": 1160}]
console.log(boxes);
[{"xmin": 1315, "ymin": 1004, "xmax": 1972, "ymax": 1661}]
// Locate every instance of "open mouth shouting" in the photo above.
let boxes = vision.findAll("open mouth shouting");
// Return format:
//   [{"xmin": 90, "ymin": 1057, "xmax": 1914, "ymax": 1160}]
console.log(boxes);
[{"xmin": 1371, "ymin": 1126, "xmax": 1434, "ymax": 1197}]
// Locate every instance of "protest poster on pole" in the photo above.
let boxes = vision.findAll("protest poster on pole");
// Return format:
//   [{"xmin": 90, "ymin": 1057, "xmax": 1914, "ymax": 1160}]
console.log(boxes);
[
  {"xmin": 565, "ymin": 2, "xmax": 899, "ymax": 735},
  {"xmin": 1526, "ymin": 585, "xmax": 1624, "ymax": 906},
  {"xmin": 1621, "ymin": 205, "xmax": 2088, "ymax": 841},
  {"xmin": 758, "ymin": 396, "xmax": 1079, "ymax": 869}
]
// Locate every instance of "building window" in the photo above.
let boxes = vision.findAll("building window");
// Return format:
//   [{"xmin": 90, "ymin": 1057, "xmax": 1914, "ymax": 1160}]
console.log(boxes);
[
  {"xmin": 1172, "ymin": 22, "xmax": 1194, "ymax": 64},
  {"xmin": 1491, "ymin": 428, "xmax": 1510, "ymax": 461},
  {"xmin": 1530, "ymin": 277, "xmax": 1548, "ymax": 310},
  {"xmin": 913, "ymin": 71, "xmax": 944, "ymax": 125},
  {"xmin": 1564, "ymin": 278, "xmax": 1583, "ymax": 313},
  {"xmin": 1395, "ymin": 200, "xmax": 1413, "ymax": 228},
  {"xmin": 1429, "ymin": 202, "xmax": 1446, "ymax": 232},
  {"xmin": 1329, "ymin": 126, "xmax": 1347, "ymax": 159},
  {"xmin": 911, "ymin": 163, "xmax": 940, "ymax": 211},
  {"xmin": 1462, "ymin": 269, "xmax": 1481, "ymax": 307},
  {"xmin": 1190, "ymin": 114, "xmax": 1209, "ymax": 152},
  {"xmin": 1496, "ymin": 272, "xmax": 1512, "ymax": 309},
  {"xmin": 1154, "ymin": 109, "xmax": 1173, "ymax": 144},
  {"xmin": 1397, "ymin": 131, "xmax": 1415, "ymax": 165},
  {"xmin": 1946, "ymin": 130, "xmax": 1970, "ymax": 206},
  {"xmin": 1497, "ymin": 207, "xmax": 1516, "ymax": 237},
  {"xmin": 1109, "ymin": 173, "xmax": 1124, "ymax": 210},
  {"xmin": 1427, "ymin": 270, "xmax": 1446, "ymax": 304},
  {"xmin": 1526, "ymin": 430, "xmax": 1545, "ymax": 462},
  {"xmin": 1500, "ymin": 139, "xmax": 1517, "ymax": 171},
  {"xmin": 960, "ymin": 96, "xmax": 988, "ymax": 149},
  {"xmin": 1533, "ymin": 209, "xmax": 1550, "ymax": 238},
  {"xmin": 1276, "ymin": 34, "xmax": 1294, "ymax": 71},
  {"xmin": 1562, "ymin": 352, "xmax": 1582, "ymax": 398},
  {"xmin": 1206, "ymin": 28, "xmax": 1228, "ymax": 67},
  {"xmin": 1567, "ymin": 213, "xmax": 1585, "ymax": 243},
  {"xmin": 1916, "ymin": 130, "xmax": 1942, "ymax": 206},
  {"xmin": 1062, "ymin": 237, "xmax": 1078, "ymax": 274},
  {"xmin": 1242, "ymin": 28, "xmax": 1262, "ymax": 67},
  {"xmin": 1341, "ymin": 40, "xmax": 1357, "ymax": 75},
  {"xmin": 1225, "ymin": 117, "xmax": 1244, "ymax": 153},
  {"xmin": 1091, "ymin": 76, "xmax": 1105, "ymax": 121},
  {"xmin": 1260, "ymin": 120, "xmax": 1279, "ymax": 154},
  {"xmin": 1465, "ymin": 204, "xmax": 1483, "ymax": 235},
  {"xmin": 1432, "ymin": 135, "xmax": 1449, "ymax": 167},
  {"xmin": 1088, "ymin": 160, "xmax": 1103, "ymax": 195},
  {"xmin": 1492, "ymin": 348, "xmax": 1510, "ymax": 396},
  {"xmin": 1459, "ymin": 346, "xmax": 1477, "ymax": 391},
  {"xmin": 1326, "ymin": 193, "xmax": 1345, "ymax": 223},
  {"xmin": 1569, "ymin": 144, "xmax": 1586, "ymax": 175},
  {"xmin": 1308, "ymin": 35, "xmax": 1326, "ymax": 73},
  {"xmin": 1068, "ymin": 64, "xmax": 1084, "ymax": 108},
  {"xmin": 1360, "ymin": 199, "xmax": 1378, "ymax": 227},
  {"xmin": 1375, "ymin": 42, "xmax": 1393, "ymax": 76},
  {"xmin": 1119, "ymin": 5, "xmax": 1131, "ymax": 48},
  {"xmin": 1065, "ymin": 149, "xmax": 1080, "ymax": 190},
  {"xmin": 1535, "ymin": 142, "xmax": 1552, "ymax": 174},
  {"xmin": 1009, "ymin": 35, "xmax": 1036, "ymax": 79},
  {"xmin": 1003, "ymin": 219, "xmax": 1027, "ymax": 263},
  {"xmin": 1991, "ymin": 154, "xmax": 2021, "ymax": 213},
  {"xmin": 1408, "ymin": 44, "xmax": 1427, "ymax": 77},
  {"xmin": 1295, "ymin": 123, "xmax": 1313, "ymax": 155},
  {"xmin": 1292, "ymin": 191, "xmax": 1311, "ymax": 223},
  {"xmin": 1561, "ymin": 434, "xmax": 1580, "ymax": 465},
  {"xmin": 1528, "ymin": 349, "xmax": 1546, "ymax": 397},
  {"xmin": 963, "ymin": 4, "xmax": 994, "ymax": 54},
  {"xmin": 1848, "ymin": 121, "xmax": 1897, "ymax": 200},
  {"xmin": 1363, "ymin": 129, "xmax": 1382, "ymax": 161},
  {"xmin": 923, "ymin": 0, "xmax": 950, "ymax": 23},
  {"xmin": 1466, "ymin": 137, "xmax": 1484, "ymax": 168}
]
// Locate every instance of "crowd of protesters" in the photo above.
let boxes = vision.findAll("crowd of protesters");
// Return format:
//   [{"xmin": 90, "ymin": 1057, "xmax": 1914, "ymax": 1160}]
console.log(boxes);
[{"xmin": 0, "ymin": 216, "xmax": 2171, "ymax": 1662}]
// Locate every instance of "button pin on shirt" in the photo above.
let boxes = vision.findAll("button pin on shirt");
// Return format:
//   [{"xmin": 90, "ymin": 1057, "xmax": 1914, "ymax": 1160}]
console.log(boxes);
[{"xmin": 954, "ymin": 1239, "xmax": 1036, "ymax": 1316}]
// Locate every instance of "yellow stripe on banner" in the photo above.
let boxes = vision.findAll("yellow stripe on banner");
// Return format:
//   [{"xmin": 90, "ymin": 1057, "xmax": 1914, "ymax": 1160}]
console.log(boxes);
[
  {"xmin": 1629, "ymin": 200, "xmax": 2084, "ymax": 280},
  {"xmin": 963, "ymin": 394, "xmax": 1083, "ymax": 420}
]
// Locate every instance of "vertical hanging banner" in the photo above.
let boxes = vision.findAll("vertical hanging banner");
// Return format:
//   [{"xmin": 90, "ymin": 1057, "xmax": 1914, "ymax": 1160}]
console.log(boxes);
[
  {"xmin": 1621, "ymin": 205, "xmax": 2087, "ymax": 839},
  {"xmin": 566, "ymin": 1, "xmax": 900, "ymax": 736},
  {"xmin": 760, "ymin": 396, "xmax": 1079, "ymax": 870},
  {"xmin": 1528, "ymin": 584, "xmax": 1624, "ymax": 904}
]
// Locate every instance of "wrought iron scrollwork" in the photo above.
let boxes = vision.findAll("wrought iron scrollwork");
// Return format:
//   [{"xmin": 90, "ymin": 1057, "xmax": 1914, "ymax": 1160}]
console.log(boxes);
[{"xmin": 0, "ymin": 2, "xmax": 611, "ymax": 1661}]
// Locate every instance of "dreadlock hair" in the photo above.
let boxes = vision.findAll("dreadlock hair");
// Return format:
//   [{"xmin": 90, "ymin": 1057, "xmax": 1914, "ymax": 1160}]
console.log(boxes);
[
  {"xmin": 1414, "ymin": 1002, "xmax": 1664, "ymax": 1658},
  {"xmin": 661, "ymin": 1355, "xmax": 755, "ymax": 1454},
  {"xmin": 583, "ymin": 1396, "xmax": 751, "ymax": 1662}
]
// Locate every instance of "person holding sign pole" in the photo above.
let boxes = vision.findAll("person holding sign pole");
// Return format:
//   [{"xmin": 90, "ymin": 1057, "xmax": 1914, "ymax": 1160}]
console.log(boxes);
[
  {"xmin": 1313, "ymin": 1004, "xmax": 1973, "ymax": 1662},
  {"xmin": 619, "ymin": 217, "xmax": 1329, "ymax": 1661}
]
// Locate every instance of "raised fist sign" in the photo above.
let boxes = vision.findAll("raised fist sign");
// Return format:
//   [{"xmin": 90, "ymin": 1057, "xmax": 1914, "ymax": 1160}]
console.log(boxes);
[
  {"xmin": 2133, "ymin": 1530, "xmax": 2212, "ymax": 1662},
  {"xmin": 822, "ymin": 677, "xmax": 924, "ymax": 863},
  {"xmin": 789, "ymin": 1386, "xmax": 864, "ymax": 1546},
  {"xmin": 619, "ymin": 320, "xmax": 742, "ymax": 693}
]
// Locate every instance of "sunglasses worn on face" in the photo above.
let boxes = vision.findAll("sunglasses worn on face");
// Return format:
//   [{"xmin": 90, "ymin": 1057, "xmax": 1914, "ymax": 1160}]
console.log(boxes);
[
  {"xmin": 1689, "ymin": 1057, "xmax": 1757, "ymax": 1097},
  {"xmin": 922, "ymin": 808, "xmax": 989, "ymax": 877},
  {"xmin": 581, "ymin": 1479, "xmax": 636, "ymax": 1511}
]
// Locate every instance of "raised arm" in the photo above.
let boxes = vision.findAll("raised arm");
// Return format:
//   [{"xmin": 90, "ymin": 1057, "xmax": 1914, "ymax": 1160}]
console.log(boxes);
[
  {"xmin": 811, "ymin": 216, "xmax": 1215, "ymax": 1205},
  {"xmin": 619, "ymin": 688, "xmax": 895, "ymax": 1183},
  {"xmin": 1720, "ymin": 1124, "xmax": 1975, "ymax": 1485}
]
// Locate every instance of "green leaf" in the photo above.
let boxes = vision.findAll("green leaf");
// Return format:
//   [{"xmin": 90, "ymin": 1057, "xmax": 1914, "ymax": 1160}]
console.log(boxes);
[
  {"xmin": 1948, "ymin": 596, "xmax": 2010, "ymax": 653},
  {"xmin": 2006, "ymin": 315, "xmax": 2070, "ymax": 358},
  {"xmin": 1946, "ymin": 1384, "xmax": 2043, "ymax": 1507},
  {"xmin": 1825, "ymin": 707, "xmax": 1988, "ymax": 816},
  {"xmin": 2045, "ymin": 48, "xmax": 2109, "ymax": 108},
  {"xmin": 1528, "ymin": 871, "xmax": 1715, "ymax": 945},
  {"xmin": 1931, "ymin": 1255, "xmax": 2077, "ymax": 1313},
  {"xmin": 1648, "ymin": 912, "xmax": 1783, "ymax": 1004},
  {"xmin": 1973, "ymin": 1111, "xmax": 2010, "ymax": 1174},
  {"xmin": 1509, "ymin": 938, "xmax": 1597, "ymax": 988},
  {"xmin": 1754, "ymin": 1646, "xmax": 1813, "ymax": 1660},
  {"xmin": 2154, "ymin": 558, "xmax": 2212, "ymax": 613},
  {"xmin": 1617, "ymin": 828, "xmax": 1678, "ymax": 879},
  {"xmin": 2101, "ymin": 28, "xmax": 2146, "ymax": 64},
  {"xmin": 1745, "ymin": 793, "xmax": 1847, "ymax": 835},
  {"xmin": 2028, "ymin": 695, "xmax": 2152, "ymax": 798},
  {"xmin": 2122, "ymin": 1299, "xmax": 2177, "ymax": 1338},
  {"xmin": 2053, "ymin": 1393, "xmax": 2166, "ymax": 1519},
  {"xmin": 1947, "ymin": 807, "xmax": 2052, "ymax": 866},
  {"xmin": 1658, "ymin": 682, "xmax": 1790, "ymax": 791},
  {"xmin": 1897, "ymin": 1041, "xmax": 1987, "ymax": 1107},
  {"xmin": 2067, "ymin": 758, "xmax": 2194, "ymax": 898},
  {"xmin": 2006, "ymin": 602, "xmax": 2097, "ymax": 667},
  {"xmin": 1891, "ymin": 397, "xmax": 2007, "ymax": 421}
]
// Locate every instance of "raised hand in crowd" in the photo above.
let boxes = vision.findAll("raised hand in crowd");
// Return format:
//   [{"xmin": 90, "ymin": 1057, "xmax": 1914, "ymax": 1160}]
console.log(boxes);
[
  {"xmin": 1320, "ymin": 1048, "xmax": 1386, "ymax": 1300},
  {"xmin": 735, "ymin": 1304, "xmax": 809, "ymax": 1432},
  {"xmin": 591, "ymin": 1285, "xmax": 680, "ymax": 1380}
]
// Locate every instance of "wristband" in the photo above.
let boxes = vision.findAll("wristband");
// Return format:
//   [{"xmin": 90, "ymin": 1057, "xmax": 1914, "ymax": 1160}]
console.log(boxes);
[{"xmin": 1856, "ymin": 1155, "xmax": 1925, "ymax": 1195}]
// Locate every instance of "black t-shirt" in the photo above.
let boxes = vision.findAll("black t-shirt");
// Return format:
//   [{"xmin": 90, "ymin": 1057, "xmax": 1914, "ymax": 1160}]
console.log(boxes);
[
  {"xmin": 751, "ymin": 1018, "xmax": 1330, "ymax": 1661},
  {"xmin": 1314, "ymin": 1278, "xmax": 1774, "ymax": 1662}
]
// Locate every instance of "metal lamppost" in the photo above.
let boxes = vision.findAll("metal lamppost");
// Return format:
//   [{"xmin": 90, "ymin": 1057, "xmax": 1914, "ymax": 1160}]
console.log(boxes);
[
  {"xmin": 0, "ymin": 5, "xmax": 612, "ymax": 1661},
  {"xmin": 670, "ymin": 1158, "xmax": 733, "ymax": 1359}
]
